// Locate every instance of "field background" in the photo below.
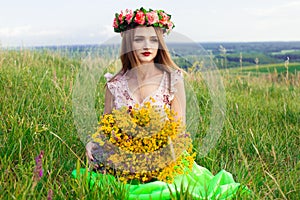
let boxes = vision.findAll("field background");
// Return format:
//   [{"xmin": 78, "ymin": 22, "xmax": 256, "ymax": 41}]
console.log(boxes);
[{"xmin": 0, "ymin": 42, "xmax": 299, "ymax": 199}]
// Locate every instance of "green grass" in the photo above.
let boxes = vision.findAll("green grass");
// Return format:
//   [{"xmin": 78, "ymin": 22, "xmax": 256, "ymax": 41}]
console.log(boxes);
[
  {"xmin": 230, "ymin": 63, "xmax": 300, "ymax": 74},
  {"xmin": 271, "ymin": 49, "xmax": 300, "ymax": 55},
  {"xmin": 0, "ymin": 49, "xmax": 299, "ymax": 199}
]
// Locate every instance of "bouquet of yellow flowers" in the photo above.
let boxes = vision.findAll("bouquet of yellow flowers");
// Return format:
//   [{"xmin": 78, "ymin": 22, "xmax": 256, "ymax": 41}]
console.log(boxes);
[{"xmin": 92, "ymin": 98, "xmax": 195, "ymax": 184}]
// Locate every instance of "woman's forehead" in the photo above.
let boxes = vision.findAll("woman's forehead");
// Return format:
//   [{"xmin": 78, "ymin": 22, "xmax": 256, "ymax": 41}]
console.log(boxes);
[{"xmin": 134, "ymin": 27, "xmax": 157, "ymax": 37}]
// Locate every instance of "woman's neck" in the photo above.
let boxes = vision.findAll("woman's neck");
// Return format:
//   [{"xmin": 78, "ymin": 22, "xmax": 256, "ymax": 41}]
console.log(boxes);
[{"xmin": 131, "ymin": 63, "xmax": 161, "ymax": 81}]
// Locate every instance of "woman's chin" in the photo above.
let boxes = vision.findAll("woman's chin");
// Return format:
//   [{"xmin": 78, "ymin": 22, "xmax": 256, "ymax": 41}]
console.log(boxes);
[{"xmin": 139, "ymin": 59, "xmax": 155, "ymax": 65}]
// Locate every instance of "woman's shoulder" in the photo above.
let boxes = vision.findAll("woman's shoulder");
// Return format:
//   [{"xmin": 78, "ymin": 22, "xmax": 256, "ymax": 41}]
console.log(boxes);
[
  {"xmin": 170, "ymin": 68, "xmax": 184, "ymax": 83},
  {"xmin": 164, "ymin": 68, "xmax": 184, "ymax": 95},
  {"xmin": 104, "ymin": 72, "xmax": 125, "ymax": 83},
  {"xmin": 104, "ymin": 72, "xmax": 126, "ymax": 96},
  {"xmin": 104, "ymin": 73, "xmax": 114, "ymax": 82},
  {"xmin": 173, "ymin": 68, "xmax": 183, "ymax": 75}
]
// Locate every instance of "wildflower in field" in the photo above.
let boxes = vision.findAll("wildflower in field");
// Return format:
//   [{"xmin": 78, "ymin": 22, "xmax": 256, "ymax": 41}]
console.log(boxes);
[
  {"xmin": 32, "ymin": 150, "xmax": 44, "ymax": 189},
  {"xmin": 92, "ymin": 98, "xmax": 195, "ymax": 184},
  {"xmin": 47, "ymin": 189, "xmax": 53, "ymax": 200}
]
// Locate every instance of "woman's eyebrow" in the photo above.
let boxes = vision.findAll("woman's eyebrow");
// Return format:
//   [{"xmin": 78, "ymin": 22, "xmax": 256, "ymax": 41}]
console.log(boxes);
[{"xmin": 134, "ymin": 35, "xmax": 158, "ymax": 38}]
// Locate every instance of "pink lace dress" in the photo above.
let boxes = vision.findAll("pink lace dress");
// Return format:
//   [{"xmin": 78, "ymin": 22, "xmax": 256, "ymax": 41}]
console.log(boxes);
[{"xmin": 105, "ymin": 69, "xmax": 183, "ymax": 110}]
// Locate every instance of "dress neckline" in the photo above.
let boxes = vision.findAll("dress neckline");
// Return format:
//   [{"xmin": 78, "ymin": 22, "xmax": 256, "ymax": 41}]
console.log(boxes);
[{"xmin": 123, "ymin": 71, "xmax": 166, "ymax": 105}]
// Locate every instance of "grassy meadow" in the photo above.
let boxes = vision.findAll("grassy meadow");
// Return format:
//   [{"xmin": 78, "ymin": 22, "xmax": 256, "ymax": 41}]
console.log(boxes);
[{"xmin": 0, "ymin": 49, "xmax": 299, "ymax": 199}]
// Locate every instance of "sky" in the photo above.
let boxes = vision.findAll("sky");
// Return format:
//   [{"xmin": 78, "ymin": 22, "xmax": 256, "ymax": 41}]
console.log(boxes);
[{"xmin": 0, "ymin": 0, "xmax": 300, "ymax": 47}]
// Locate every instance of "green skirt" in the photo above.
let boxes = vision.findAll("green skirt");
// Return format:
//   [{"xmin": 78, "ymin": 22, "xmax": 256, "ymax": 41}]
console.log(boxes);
[{"xmin": 72, "ymin": 162, "xmax": 250, "ymax": 199}]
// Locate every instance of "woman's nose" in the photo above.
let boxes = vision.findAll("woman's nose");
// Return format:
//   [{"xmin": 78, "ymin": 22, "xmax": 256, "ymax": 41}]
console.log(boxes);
[{"xmin": 143, "ymin": 39, "xmax": 150, "ymax": 49}]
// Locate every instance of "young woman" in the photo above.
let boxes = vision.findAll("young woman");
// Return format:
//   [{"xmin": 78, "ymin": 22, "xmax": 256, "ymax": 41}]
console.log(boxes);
[
  {"xmin": 80, "ymin": 7, "xmax": 249, "ymax": 199},
  {"xmin": 86, "ymin": 11, "xmax": 185, "ymax": 163}
]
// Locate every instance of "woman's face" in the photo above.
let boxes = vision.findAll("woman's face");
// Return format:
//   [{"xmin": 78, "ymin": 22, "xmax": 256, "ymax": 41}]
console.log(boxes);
[{"xmin": 132, "ymin": 26, "xmax": 159, "ymax": 65}]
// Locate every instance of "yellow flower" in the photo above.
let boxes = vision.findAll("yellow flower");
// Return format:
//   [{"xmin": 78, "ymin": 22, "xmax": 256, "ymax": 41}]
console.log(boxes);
[
  {"xmin": 149, "ymin": 96, "xmax": 156, "ymax": 103},
  {"xmin": 91, "ymin": 97, "xmax": 195, "ymax": 183}
]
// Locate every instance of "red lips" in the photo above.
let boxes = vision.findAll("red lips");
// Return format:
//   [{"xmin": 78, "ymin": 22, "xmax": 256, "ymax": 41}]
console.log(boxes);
[{"xmin": 142, "ymin": 52, "xmax": 151, "ymax": 56}]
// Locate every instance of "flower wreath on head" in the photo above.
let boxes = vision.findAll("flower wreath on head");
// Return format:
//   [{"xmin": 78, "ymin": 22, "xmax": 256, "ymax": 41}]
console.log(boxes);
[{"xmin": 113, "ymin": 7, "xmax": 175, "ymax": 34}]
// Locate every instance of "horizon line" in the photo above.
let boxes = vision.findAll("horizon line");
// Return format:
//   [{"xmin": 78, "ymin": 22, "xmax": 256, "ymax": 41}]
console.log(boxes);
[{"xmin": 2, "ymin": 40, "xmax": 300, "ymax": 49}]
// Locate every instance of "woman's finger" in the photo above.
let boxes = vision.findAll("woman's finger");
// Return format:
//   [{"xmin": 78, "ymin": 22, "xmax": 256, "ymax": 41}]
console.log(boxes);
[{"xmin": 86, "ymin": 149, "xmax": 94, "ymax": 161}]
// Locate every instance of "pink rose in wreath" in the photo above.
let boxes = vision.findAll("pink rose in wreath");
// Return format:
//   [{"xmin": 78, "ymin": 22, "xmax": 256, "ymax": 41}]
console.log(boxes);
[
  {"xmin": 113, "ymin": 18, "xmax": 118, "ymax": 28},
  {"xmin": 146, "ymin": 11, "xmax": 159, "ymax": 25},
  {"xmin": 159, "ymin": 12, "xmax": 170, "ymax": 25},
  {"xmin": 118, "ymin": 11, "xmax": 124, "ymax": 24},
  {"xmin": 134, "ymin": 10, "xmax": 146, "ymax": 25},
  {"xmin": 167, "ymin": 21, "xmax": 174, "ymax": 30},
  {"xmin": 125, "ymin": 9, "xmax": 133, "ymax": 23}
]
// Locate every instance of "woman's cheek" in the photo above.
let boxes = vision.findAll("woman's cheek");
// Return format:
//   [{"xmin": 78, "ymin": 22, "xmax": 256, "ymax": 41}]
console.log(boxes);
[{"xmin": 133, "ymin": 42, "xmax": 143, "ymax": 51}]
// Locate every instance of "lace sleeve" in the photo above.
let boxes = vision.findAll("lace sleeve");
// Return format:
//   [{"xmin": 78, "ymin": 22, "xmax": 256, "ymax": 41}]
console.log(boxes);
[
  {"xmin": 105, "ymin": 73, "xmax": 116, "ymax": 97},
  {"xmin": 169, "ymin": 70, "xmax": 184, "ymax": 100},
  {"xmin": 104, "ymin": 73, "xmax": 114, "ymax": 81},
  {"xmin": 103, "ymin": 73, "xmax": 117, "ymax": 114}
]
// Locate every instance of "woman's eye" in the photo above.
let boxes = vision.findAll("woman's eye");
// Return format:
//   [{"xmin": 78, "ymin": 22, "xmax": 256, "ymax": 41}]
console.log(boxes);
[
  {"xmin": 151, "ymin": 39, "xmax": 158, "ymax": 42},
  {"xmin": 134, "ymin": 38, "xmax": 143, "ymax": 42}
]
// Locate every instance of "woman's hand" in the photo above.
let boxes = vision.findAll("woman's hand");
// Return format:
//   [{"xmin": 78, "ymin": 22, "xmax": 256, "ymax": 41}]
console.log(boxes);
[{"xmin": 86, "ymin": 141, "xmax": 98, "ymax": 162}]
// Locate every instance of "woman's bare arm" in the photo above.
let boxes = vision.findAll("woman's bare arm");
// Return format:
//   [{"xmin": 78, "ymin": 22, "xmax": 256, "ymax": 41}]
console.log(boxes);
[
  {"xmin": 170, "ymin": 77, "xmax": 186, "ymax": 124},
  {"xmin": 104, "ymin": 85, "xmax": 114, "ymax": 114}
]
